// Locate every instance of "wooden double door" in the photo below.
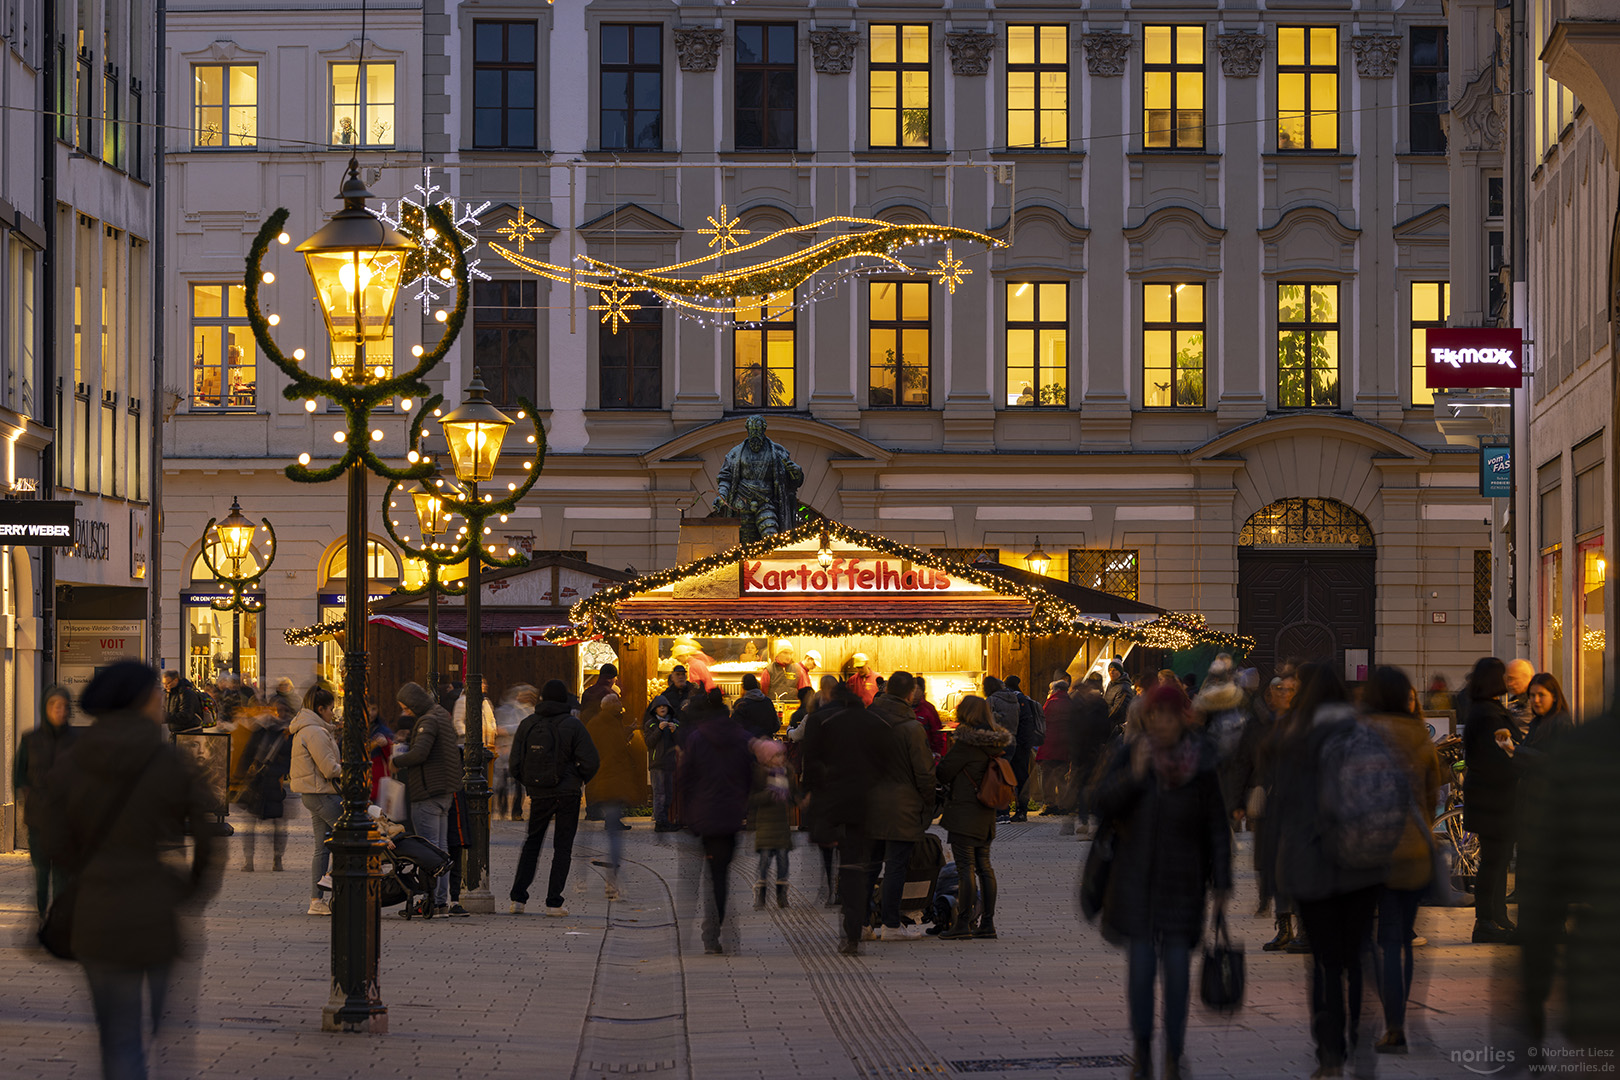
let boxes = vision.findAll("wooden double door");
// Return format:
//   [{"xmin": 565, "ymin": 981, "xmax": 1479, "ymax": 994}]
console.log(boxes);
[{"xmin": 1238, "ymin": 550, "xmax": 1376, "ymax": 684}]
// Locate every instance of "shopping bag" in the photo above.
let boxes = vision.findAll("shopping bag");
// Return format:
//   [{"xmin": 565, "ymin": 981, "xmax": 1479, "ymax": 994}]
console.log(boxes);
[
  {"xmin": 1199, "ymin": 910, "xmax": 1246, "ymax": 1013},
  {"xmin": 377, "ymin": 776, "xmax": 407, "ymax": 823}
]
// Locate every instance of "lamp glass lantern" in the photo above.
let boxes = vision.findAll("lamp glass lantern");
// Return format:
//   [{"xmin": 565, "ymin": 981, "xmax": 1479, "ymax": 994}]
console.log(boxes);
[
  {"xmin": 1025, "ymin": 537, "xmax": 1051, "ymax": 578},
  {"xmin": 217, "ymin": 497, "xmax": 257, "ymax": 563},
  {"xmin": 412, "ymin": 486, "xmax": 451, "ymax": 537},
  {"xmin": 295, "ymin": 162, "xmax": 413, "ymax": 352},
  {"xmin": 439, "ymin": 373, "xmax": 513, "ymax": 483}
]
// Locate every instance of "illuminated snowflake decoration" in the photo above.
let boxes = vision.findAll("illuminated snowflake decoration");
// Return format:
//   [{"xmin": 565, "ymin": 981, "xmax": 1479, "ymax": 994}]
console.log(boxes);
[
  {"xmin": 930, "ymin": 246, "xmax": 971, "ymax": 294},
  {"xmin": 376, "ymin": 167, "xmax": 492, "ymax": 313},
  {"xmin": 699, "ymin": 204, "xmax": 750, "ymax": 252},
  {"xmin": 589, "ymin": 281, "xmax": 640, "ymax": 334},
  {"xmin": 497, "ymin": 207, "xmax": 546, "ymax": 253}
]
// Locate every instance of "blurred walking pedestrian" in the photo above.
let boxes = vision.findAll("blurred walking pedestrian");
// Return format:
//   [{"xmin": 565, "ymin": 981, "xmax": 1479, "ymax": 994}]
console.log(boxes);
[
  {"xmin": 935, "ymin": 696, "xmax": 1012, "ymax": 940},
  {"xmin": 586, "ymin": 693, "xmax": 638, "ymax": 898},
  {"xmin": 801, "ymin": 683, "xmax": 889, "ymax": 954},
  {"xmin": 508, "ymin": 680, "xmax": 598, "ymax": 916},
  {"xmin": 43, "ymin": 660, "xmax": 219, "ymax": 1080},
  {"xmin": 1037, "ymin": 677, "xmax": 1073, "ymax": 816},
  {"xmin": 15, "ymin": 685, "xmax": 76, "ymax": 919},
  {"xmin": 1093, "ymin": 683, "xmax": 1231, "ymax": 1080},
  {"xmin": 865, "ymin": 671, "xmax": 936, "ymax": 940},
  {"xmin": 677, "ymin": 688, "xmax": 754, "ymax": 954},
  {"xmin": 749, "ymin": 738, "xmax": 800, "ymax": 909},
  {"xmin": 234, "ymin": 702, "xmax": 292, "ymax": 872},
  {"xmin": 288, "ymin": 687, "xmax": 342, "ymax": 916},
  {"xmin": 1461, "ymin": 657, "xmax": 1519, "ymax": 944}
]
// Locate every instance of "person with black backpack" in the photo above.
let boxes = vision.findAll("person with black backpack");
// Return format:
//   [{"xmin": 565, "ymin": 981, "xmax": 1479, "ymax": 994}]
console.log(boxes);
[
  {"xmin": 1003, "ymin": 675, "xmax": 1045, "ymax": 822},
  {"xmin": 507, "ymin": 680, "xmax": 599, "ymax": 916}
]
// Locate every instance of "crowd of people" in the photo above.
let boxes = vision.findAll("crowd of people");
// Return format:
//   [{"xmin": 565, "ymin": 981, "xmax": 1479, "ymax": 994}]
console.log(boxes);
[{"xmin": 13, "ymin": 646, "xmax": 1618, "ymax": 1080}]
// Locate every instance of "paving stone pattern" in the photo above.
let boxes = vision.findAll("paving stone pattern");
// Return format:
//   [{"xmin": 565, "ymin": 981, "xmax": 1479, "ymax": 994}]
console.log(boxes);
[{"xmin": 0, "ymin": 810, "xmax": 1537, "ymax": 1079}]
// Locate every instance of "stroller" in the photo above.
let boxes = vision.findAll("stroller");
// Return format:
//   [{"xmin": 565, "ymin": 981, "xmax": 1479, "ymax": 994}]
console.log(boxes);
[
  {"xmin": 378, "ymin": 826, "xmax": 454, "ymax": 919},
  {"xmin": 869, "ymin": 832, "xmax": 947, "ymax": 930}
]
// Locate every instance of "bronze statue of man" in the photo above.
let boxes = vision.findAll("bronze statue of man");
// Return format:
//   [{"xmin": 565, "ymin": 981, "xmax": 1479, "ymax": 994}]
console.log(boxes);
[{"xmin": 713, "ymin": 415, "xmax": 804, "ymax": 542}]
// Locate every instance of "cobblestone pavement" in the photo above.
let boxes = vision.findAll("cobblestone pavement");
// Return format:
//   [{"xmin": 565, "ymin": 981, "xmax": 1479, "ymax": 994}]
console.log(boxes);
[{"xmin": 0, "ymin": 809, "xmax": 1558, "ymax": 1080}]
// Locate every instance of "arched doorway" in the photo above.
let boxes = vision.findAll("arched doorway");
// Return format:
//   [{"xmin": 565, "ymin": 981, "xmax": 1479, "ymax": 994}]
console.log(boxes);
[{"xmin": 1238, "ymin": 497, "xmax": 1376, "ymax": 683}]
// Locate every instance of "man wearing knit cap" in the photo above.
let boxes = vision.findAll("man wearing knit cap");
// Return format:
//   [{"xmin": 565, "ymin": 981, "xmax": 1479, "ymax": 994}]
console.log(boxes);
[
  {"xmin": 390, "ymin": 682, "xmax": 463, "ymax": 915},
  {"xmin": 759, "ymin": 640, "xmax": 810, "ymax": 710}
]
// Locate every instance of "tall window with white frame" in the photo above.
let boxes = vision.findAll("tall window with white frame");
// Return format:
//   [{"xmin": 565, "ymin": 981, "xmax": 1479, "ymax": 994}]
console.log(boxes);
[
  {"xmin": 191, "ymin": 283, "xmax": 255, "ymax": 410},
  {"xmin": 600, "ymin": 24, "xmax": 662, "ymax": 151},
  {"xmin": 1410, "ymin": 281, "xmax": 1449, "ymax": 406},
  {"xmin": 735, "ymin": 23, "xmax": 796, "ymax": 150},
  {"xmin": 1143, "ymin": 26, "xmax": 1204, "ymax": 149},
  {"xmin": 733, "ymin": 294, "xmax": 795, "ymax": 409},
  {"xmin": 1006, "ymin": 282, "xmax": 1067, "ymax": 407},
  {"xmin": 599, "ymin": 293, "xmax": 662, "ymax": 408},
  {"xmin": 473, "ymin": 22, "xmax": 537, "ymax": 149},
  {"xmin": 1143, "ymin": 282, "xmax": 1205, "ymax": 408},
  {"xmin": 1276, "ymin": 27, "xmax": 1337, "ymax": 151},
  {"xmin": 332, "ymin": 62, "xmax": 396, "ymax": 146},
  {"xmin": 473, "ymin": 280, "xmax": 538, "ymax": 407},
  {"xmin": 1409, "ymin": 27, "xmax": 1448, "ymax": 153},
  {"xmin": 193, "ymin": 64, "xmax": 257, "ymax": 147},
  {"xmin": 868, "ymin": 280, "xmax": 930, "ymax": 407},
  {"xmin": 869, "ymin": 25, "xmax": 929, "ymax": 149},
  {"xmin": 1006, "ymin": 25, "xmax": 1066, "ymax": 149},
  {"xmin": 1277, "ymin": 283, "xmax": 1340, "ymax": 409}
]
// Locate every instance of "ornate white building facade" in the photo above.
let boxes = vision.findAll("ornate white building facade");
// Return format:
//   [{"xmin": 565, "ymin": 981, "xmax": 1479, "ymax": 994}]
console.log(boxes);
[{"xmin": 159, "ymin": 0, "xmax": 1504, "ymax": 696}]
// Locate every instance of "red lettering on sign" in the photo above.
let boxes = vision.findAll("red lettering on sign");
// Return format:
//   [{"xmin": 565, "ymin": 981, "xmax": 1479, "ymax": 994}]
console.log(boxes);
[
  {"xmin": 744, "ymin": 561, "xmax": 765, "ymax": 590},
  {"xmin": 100, "ymin": 639, "xmax": 124, "ymax": 648},
  {"xmin": 856, "ymin": 568, "xmax": 875, "ymax": 588},
  {"xmin": 935, "ymin": 573, "xmax": 951, "ymax": 590},
  {"xmin": 810, "ymin": 570, "xmax": 829, "ymax": 590},
  {"xmin": 879, "ymin": 563, "xmax": 901, "ymax": 590},
  {"xmin": 901, "ymin": 569, "xmax": 919, "ymax": 590}
]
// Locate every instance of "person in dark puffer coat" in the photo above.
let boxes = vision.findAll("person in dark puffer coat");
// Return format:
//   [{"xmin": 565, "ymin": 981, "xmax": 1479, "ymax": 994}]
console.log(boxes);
[
  {"xmin": 14, "ymin": 685, "xmax": 76, "ymax": 917},
  {"xmin": 935, "ymin": 695, "xmax": 1013, "ymax": 940},
  {"xmin": 678, "ymin": 689, "xmax": 754, "ymax": 953},
  {"xmin": 1093, "ymin": 683, "xmax": 1231, "ymax": 1080},
  {"xmin": 390, "ymin": 681, "xmax": 463, "ymax": 914},
  {"xmin": 508, "ymin": 679, "xmax": 598, "ymax": 916}
]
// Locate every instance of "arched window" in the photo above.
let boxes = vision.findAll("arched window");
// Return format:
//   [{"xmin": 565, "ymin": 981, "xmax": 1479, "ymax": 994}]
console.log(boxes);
[
  {"xmin": 1238, "ymin": 497, "xmax": 1374, "ymax": 550},
  {"xmin": 321, "ymin": 539, "xmax": 402, "ymax": 586}
]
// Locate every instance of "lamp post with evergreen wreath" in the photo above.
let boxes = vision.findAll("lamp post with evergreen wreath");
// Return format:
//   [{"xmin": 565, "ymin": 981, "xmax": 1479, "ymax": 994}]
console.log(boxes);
[
  {"xmin": 243, "ymin": 157, "xmax": 468, "ymax": 1033},
  {"xmin": 198, "ymin": 496, "xmax": 277, "ymax": 681},
  {"xmin": 382, "ymin": 377, "xmax": 546, "ymax": 913}
]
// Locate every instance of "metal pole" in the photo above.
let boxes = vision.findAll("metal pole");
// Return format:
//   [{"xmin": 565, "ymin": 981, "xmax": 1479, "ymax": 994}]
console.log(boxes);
[
  {"xmin": 460, "ymin": 481, "xmax": 493, "ymax": 912},
  {"xmin": 232, "ymin": 606, "xmax": 240, "ymax": 679},
  {"xmin": 426, "ymin": 560, "xmax": 439, "ymax": 701},
  {"xmin": 322, "ymin": 347, "xmax": 386, "ymax": 1034}
]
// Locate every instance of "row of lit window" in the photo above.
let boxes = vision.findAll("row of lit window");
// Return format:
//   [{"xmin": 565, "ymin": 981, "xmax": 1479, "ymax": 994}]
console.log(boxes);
[
  {"xmin": 189, "ymin": 280, "xmax": 1451, "ymax": 413},
  {"xmin": 191, "ymin": 24, "xmax": 1450, "ymax": 154}
]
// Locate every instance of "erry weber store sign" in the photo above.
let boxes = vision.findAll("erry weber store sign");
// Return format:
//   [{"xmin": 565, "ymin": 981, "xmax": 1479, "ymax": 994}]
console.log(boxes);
[
  {"xmin": 0, "ymin": 500, "xmax": 76, "ymax": 545},
  {"xmin": 1425, "ymin": 327, "xmax": 1524, "ymax": 389}
]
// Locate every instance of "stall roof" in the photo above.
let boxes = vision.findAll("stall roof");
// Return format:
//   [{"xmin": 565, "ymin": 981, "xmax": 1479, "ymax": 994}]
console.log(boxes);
[{"xmin": 555, "ymin": 518, "xmax": 1250, "ymax": 651}]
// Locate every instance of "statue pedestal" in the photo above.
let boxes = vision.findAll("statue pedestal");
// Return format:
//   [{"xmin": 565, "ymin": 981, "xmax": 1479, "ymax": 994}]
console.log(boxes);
[{"xmin": 678, "ymin": 516, "xmax": 742, "ymax": 563}]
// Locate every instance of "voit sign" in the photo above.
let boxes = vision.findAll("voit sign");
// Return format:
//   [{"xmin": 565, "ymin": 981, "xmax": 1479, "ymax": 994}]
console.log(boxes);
[{"xmin": 1425, "ymin": 327, "xmax": 1524, "ymax": 389}]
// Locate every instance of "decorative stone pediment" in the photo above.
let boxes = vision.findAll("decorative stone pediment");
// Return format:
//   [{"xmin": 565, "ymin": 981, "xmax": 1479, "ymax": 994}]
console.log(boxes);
[
  {"xmin": 188, "ymin": 39, "xmax": 266, "ymax": 63},
  {"xmin": 1449, "ymin": 65, "xmax": 1505, "ymax": 151},
  {"xmin": 576, "ymin": 203, "xmax": 683, "ymax": 242},
  {"xmin": 945, "ymin": 31, "xmax": 996, "ymax": 76},
  {"xmin": 1351, "ymin": 35, "xmax": 1402, "ymax": 79},
  {"xmin": 1123, "ymin": 205, "xmax": 1226, "ymax": 276},
  {"xmin": 987, "ymin": 204, "xmax": 1089, "ymax": 270},
  {"xmin": 1082, "ymin": 32, "xmax": 1130, "ymax": 77},
  {"xmin": 1391, "ymin": 204, "xmax": 1450, "ymax": 245},
  {"xmin": 320, "ymin": 37, "xmax": 403, "ymax": 64},
  {"xmin": 1258, "ymin": 206, "xmax": 1360, "ymax": 276},
  {"xmin": 809, "ymin": 28, "xmax": 861, "ymax": 74},
  {"xmin": 1216, "ymin": 32, "xmax": 1265, "ymax": 78},
  {"xmin": 673, "ymin": 27, "xmax": 723, "ymax": 73},
  {"xmin": 478, "ymin": 203, "xmax": 561, "ymax": 247}
]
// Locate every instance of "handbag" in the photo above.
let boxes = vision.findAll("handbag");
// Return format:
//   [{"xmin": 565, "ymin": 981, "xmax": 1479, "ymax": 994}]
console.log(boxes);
[
  {"xmin": 1199, "ymin": 909, "xmax": 1246, "ymax": 1013},
  {"xmin": 38, "ymin": 747, "xmax": 161, "ymax": 961},
  {"xmin": 1416, "ymin": 798, "xmax": 1468, "ymax": 907},
  {"xmin": 1078, "ymin": 821, "xmax": 1114, "ymax": 922}
]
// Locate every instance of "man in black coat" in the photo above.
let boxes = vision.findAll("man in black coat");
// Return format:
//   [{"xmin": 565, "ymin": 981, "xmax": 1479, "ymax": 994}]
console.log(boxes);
[
  {"xmin": 508, "ymin": 679, "xmax": 599, "ymax": 916},
  {"xmin": 1104, "ymin": 661, "xmax": 1134, "ymax": 731},
  {"xmin": 1004, "ymin": 675, "xmax": 1044, "ymax": 821},
  {"xmin": 162, "ymin": 669, "xmax": 205, "ymax": 734},
  {"xmin": 732, "ymin": 673, "xmax": 779, "ymax": 738},
  {"xmin": 1067, "ymin": 675, "xmax": 1113, "ymax": 827},
  {"xmin": 801, "ymin": 686, "xmax": 890, "ymax": 955}
]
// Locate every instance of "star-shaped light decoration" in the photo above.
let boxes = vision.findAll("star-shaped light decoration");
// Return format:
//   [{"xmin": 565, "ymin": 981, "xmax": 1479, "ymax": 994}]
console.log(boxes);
[
  {"xmin": 930, "ymin": 246, "xmax": 971, "ymax": 294},
  {"xmin": 497, "ymin": 206, "xmax": 546, "ymax": 254},
  {"xmin": 589, "ymin": 281, "xmax": 641, "ymax": 334},
  {"xmin": 376, "ymin": 168, "xmax": 492, "ymax": 313},
  {"xmin": 699, "ymin": 204, "xmax": 750, "ymax": 252}
]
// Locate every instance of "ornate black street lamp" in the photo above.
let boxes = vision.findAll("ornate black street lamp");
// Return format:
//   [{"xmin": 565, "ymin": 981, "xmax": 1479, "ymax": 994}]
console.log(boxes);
[{"xmin": 199, "ymin": 496, "xmax": 277, "ymax": 680}]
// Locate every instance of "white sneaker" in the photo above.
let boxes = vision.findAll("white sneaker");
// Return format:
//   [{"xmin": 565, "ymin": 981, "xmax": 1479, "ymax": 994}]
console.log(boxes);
[
  {"xmin": 903, "ymin": 923, "xmax": 927, "ymax": 940},
  {"xmin": 861, "ymin": 925, "xmax": 879, "ymax": 941},
  {"xmin": 877, "ymin": 925, "xmax": 904, "ymax": 941},
  {"xmin": 307, "ymin": 898, "xmax": 331, "ymax": 916},
  {"xmin": 543, "ymin": 904, "xmax": 569, "ymax": 917},
  {"xmin": 509, "ymin": 901, "xmax": 525, "ymax": 915}
]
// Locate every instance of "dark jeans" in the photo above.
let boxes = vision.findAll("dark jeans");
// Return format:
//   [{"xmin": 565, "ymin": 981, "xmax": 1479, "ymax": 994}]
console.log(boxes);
[
  {"xmin": 865, "ymin": 838, "xmax": 916, "ymax": 928},
  {"xmin": 700, "ymin": 833, "xmax": 737, "ymax": 946},
  {"xmin": 1298, "ymin": 886, "xmax": 1379, "ymax": 1068},
  {"xmin": 510, "ymin": 791, "xmax": 581, "ymax": 907},
  {"xmin": 651, "ymin": 769, "xmax": 675, "ymax": 826},
  {"xmin": 835, "ymin": 825, "xmax": 871, "ymax": 946},
  {"xmin": 949, "ymin": 840, "xmax": 997, "ymax": 927},
  {"xmin": 1376, "ymin": 886, "xmax": 1423, "ymax": 1031},
  {"xmin": 756, "ymin": 848, "xmax": 789, "ymax": 884},
  {"xmin": 1128, "ymin": 935, "xmax": 1192, "ymax": 1060},
  {"xmin": 83, "ymin": 962, "xmax": 171, "ymax": 1080},
  {"xmin": 27, "ymin": 826, "xmax": 66, "ymax": 917},
  {"xmin": 240, "ymin": 814, "xmax": 287, "ymax": 867},
  {"xmin": 1011, "ymin": 744, "xmax": 1033, "ymax": 812},
  {"xmin": 1475, "ymin": 834, "xmax": 1513, "ymax": 928}
]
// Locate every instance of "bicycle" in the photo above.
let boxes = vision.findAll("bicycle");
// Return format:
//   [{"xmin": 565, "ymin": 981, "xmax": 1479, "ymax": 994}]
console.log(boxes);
[{"xmin": 1432, "ymin": 736, "xmax": 1479, "ymax": 893}]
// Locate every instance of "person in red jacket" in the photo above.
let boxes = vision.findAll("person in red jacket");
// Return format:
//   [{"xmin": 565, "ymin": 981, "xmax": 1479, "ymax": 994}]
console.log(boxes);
[
  {"xmin": 671, "ymin": 639, "xmax": 717, "ymax": 692},
  {"xmin": 1037, "ymin": 678, "xmax": 1074, "ymax": 815},
  {"xmin": 912, "ymin": 676, "xmax": 946, "ymax": 761},
  {"xmin": 848, "ymin": 653, "xmax": 878, "ymax": 707}
]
